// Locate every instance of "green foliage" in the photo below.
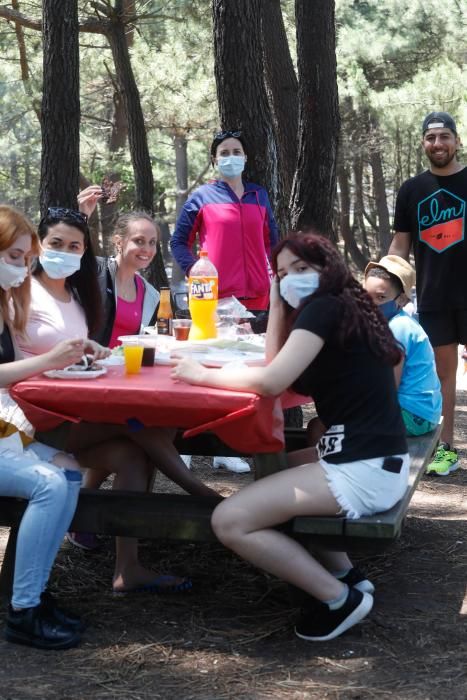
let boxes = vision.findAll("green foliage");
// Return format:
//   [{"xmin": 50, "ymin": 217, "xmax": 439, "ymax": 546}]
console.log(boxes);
[{"xmin": 0, "ymin": 0, "xmax": 465, "ymax": 239}]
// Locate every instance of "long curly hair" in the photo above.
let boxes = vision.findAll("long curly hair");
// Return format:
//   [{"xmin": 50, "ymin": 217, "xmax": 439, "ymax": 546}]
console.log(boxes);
[{"xmin": 272, "ymin": 232, "xmax": 402, "ymax": 366}]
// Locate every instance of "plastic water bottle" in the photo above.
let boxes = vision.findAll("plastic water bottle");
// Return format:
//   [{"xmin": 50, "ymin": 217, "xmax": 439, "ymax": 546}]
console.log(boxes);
[{"xmin": 188, "ymin": 251, "xmax": 218, "ymax": 340}]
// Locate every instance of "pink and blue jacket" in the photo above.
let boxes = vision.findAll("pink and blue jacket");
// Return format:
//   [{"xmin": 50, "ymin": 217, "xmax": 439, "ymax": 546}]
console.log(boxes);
[{"xmin": 170, "ymin": 180, "xmax": 279, "ymax": 309}]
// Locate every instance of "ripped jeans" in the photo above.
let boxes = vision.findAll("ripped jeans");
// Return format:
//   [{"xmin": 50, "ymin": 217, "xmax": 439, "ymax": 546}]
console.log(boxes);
[{"xmin": 0, "ymin": 439, "xmax": 81, "ymax": 609}]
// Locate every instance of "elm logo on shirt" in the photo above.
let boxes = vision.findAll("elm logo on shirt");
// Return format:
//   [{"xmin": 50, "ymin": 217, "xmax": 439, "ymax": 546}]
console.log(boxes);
[
  {"xmin": 418, "ymin": 188, "xmax": 465, "ymax": 253},
  {"xmin": 318, "ymin": 424, "xmax": 344, "ymax": 458}
]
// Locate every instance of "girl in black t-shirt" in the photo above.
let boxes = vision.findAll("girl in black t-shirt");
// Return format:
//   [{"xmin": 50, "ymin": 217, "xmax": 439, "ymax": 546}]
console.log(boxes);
[{"xmin": 172, "ymin": 232, "xmax": 409, "ymax": 643}]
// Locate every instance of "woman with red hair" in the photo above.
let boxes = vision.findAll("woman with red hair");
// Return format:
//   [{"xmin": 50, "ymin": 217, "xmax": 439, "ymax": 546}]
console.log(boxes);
[{"xmin": 171, "ymin": 232, "xmax": 409, "ymax": 643}]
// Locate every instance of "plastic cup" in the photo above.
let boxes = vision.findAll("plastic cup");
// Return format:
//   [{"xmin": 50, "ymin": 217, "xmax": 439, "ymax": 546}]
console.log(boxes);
[
  {"xmin": 141, "ymin": 337, "xmax": 157, "ymax": 366},
  {"xmin": 173, "ymin": 319, "xmax": 192, "ymax": 341},
  {"xmin": 121, "ymin": 339, "xmax": 144, "ymax": 374}
]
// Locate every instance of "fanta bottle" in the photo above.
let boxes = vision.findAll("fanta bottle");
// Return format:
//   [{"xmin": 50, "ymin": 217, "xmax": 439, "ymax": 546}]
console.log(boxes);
[{"xmin": 188, "ymin": 251, "xmax": 218, "ymax": 340}]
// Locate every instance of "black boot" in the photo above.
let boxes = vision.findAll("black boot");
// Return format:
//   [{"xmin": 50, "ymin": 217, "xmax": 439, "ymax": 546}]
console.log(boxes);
[
  {"xmin": 5, "ymin": 604, "xmax": 81, "ymax": 650},
  {"xmin": 40, "ymin": 591, "xmax": 85, "ymax": 632}
]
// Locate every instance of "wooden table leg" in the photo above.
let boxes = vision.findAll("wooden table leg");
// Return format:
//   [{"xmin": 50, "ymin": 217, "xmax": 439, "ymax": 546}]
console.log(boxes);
[
  {"xmin": 0, "ymin": 526, "xmax": 18, "ymax": 600},
  {"xmin": 253, "ymin": 451, "xmax": 288, "ymax": 480}
]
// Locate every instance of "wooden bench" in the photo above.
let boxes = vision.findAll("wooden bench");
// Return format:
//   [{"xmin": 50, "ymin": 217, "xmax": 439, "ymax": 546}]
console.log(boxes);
[{"xmin": 0, "ymin": 424, "xmax": 441, "ymax": 596}]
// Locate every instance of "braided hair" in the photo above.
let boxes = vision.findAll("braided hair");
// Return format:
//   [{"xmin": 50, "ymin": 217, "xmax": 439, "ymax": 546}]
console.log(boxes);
[{"xmin": 272, "ymin": 232, "xmax": 402, "ymax": 366}]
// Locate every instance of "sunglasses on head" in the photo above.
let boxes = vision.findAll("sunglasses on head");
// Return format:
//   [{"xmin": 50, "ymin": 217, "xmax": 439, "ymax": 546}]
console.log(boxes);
[
  {"xmin": 45, "ymin": 208, "xmax": 88, "ymax": 226},
  {"xmin": 214, "ymin": 130, "xmax": 242, "ymax": 140}
]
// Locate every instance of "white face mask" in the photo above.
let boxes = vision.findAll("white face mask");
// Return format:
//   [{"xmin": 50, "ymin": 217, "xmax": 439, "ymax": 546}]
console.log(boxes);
[
  {"xmin": 39, "ymin": 249, "xmax": 83, "ymax": 279},
  {"xmin": 0, "ymin": 257, "xmax": 28, "ymax": 291},
  {"xmin": 279, "ymin": 271, "xmax": 320, "ymax": 308}
]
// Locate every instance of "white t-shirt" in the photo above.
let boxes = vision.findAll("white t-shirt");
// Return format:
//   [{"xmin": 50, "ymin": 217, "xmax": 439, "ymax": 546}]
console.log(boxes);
[{"xmin": 17, "ymin": 277, "xmax": 88, "ymax": 358}]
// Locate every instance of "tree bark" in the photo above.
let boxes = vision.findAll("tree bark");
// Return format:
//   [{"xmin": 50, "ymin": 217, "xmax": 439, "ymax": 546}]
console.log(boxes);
[
  {"xmin": 369, "ymin": 147, "xmax": 391, "ymax": 255},
  {"xmin": 290, "ymin": 0, "xmax": 340, "ymax": 238},
  {"xmin": 260, "ymin": 0, "xmax": 298, "ymax": 232},
  {"xmin": 337, "ymin": 161, "xmax": 368, "ymax": 270},
  {"xmin": 103, "ymin": 1, "xmax": 168, "ymax": 288},
  {"xmin": 40, "ymin": 0, "xmax": 80, "ymax": 213},
  {"xmin": 171, "ymin": 132, "xmax": 189, "ymax": 286},
  {"xmin": 105, "ymin": 4, "xmax": 154, "ymax": 213},
  {"xmin": 212, "ymin": 0, "xmax": 279, "ymax": 207}
]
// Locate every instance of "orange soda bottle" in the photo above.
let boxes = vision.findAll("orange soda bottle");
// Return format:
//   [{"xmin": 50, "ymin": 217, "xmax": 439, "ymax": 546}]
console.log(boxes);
[{"xmin": 188, "ymin": 251, "xmax": 218, "ymax": 340}]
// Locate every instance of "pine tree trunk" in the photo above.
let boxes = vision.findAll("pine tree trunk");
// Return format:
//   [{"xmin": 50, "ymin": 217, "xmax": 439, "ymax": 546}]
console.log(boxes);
[
  {"xmin": 171, "ymin": 132, "xmax": 189, "ymax": 286},
  {"xmin": 337, "ymin": 161, "xmax": 368, "ymax": 271},
  {"xmin": 40, "ymin": 0, "xmax": 80, "ymax": 213},
  {"xmin": 105, "ymin": 4, "xmax": 154, "ymax": 213},
  {"xmin": 260, "ymin": 0, "xmax": 298, "ymax": 233},
  {"xmin": 369, "ymin": 148, "xmax": 391, "ymax": 256},
  {"xmin": 290, "ymin": 0, "xmax": 340, "ymax": 238},
  {"xmin": 212, "ymin": 0, "xmax": 279, "ymax": 206},
  {"xmin": 104, "ymin": 2, "xmax": 168, "ymax": 289}
]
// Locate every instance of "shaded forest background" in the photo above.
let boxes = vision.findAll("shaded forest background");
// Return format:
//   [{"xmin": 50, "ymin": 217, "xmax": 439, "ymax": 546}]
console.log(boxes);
[{"xmin": 0, "ymin": 0, "xmax": 465, "ymax": 276}]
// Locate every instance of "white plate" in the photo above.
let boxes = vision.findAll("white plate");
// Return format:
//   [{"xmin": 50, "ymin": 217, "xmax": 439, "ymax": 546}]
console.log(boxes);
[
  {"xmin": 43, "ymin": 367, "xmax": 107, "ymax": 380},
  {"xmin": 99, "ymin": 354, "xmax": 125, "ymax": 366},
  {"xmin": 158, "ymin": 348, "xmax": 265, "ymax": 368}
]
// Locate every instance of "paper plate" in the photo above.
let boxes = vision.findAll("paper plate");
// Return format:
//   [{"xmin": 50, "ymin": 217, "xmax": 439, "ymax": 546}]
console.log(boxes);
[{"xmin": 43, "ymin": 367, "xmax": 107, "ymax": 380}]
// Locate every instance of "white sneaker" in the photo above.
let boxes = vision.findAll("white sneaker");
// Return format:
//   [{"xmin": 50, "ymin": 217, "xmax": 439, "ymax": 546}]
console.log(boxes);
[
  {"xmin": 212, "ymin": 456, "xmax": 251, "ymax": 473},
  {"xmin": 180, "ymin": 454, "xmax": 192, "ymax": 469}
]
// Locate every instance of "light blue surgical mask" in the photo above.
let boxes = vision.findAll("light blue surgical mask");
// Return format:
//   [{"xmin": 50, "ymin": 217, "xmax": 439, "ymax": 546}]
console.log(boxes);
[
  {"xmin": 379, "ymin": 298, "xmax": 399, "ymax": 320},
  {"xmin": 39, "ymin": 248, "xmax": 83, "ymax": 279},
  {"xmin": 217, "ymin": 155, "xmax": 245, "ymax": 178},
  {"xmin": 279, "ymin": 272, "xmax": 320, "ymax": 308},
  {"xmin": 0, "ymin": 258, "xmax": 28, "ymax": 290}
]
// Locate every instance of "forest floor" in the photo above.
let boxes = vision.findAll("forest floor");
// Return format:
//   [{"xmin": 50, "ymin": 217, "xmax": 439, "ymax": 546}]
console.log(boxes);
[{"xmin": 1, "ymin": 365, "xmax": 467, "ymax": 699}]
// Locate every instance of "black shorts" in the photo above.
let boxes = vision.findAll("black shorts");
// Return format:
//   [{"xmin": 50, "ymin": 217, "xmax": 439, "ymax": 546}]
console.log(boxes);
[{"xmin": 418, "ymin": 309, "xmax": 467, "ymax": 347}]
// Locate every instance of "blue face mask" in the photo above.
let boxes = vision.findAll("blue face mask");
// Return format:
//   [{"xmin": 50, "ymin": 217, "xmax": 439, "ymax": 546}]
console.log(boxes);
[
  {"xmin": 379, "ymin": 299, "xmax": 399, "ymax": 320},
  {"xmin": 279, "ymin": 272, "xmax": 320, "ymax": 308},
  {"xmin": 217, "ymin": 155, "xmax": 245, "ymax": 179},
  {"xmin": 39, "ymin": 249, "xmax": 83, "ymax": 279}
]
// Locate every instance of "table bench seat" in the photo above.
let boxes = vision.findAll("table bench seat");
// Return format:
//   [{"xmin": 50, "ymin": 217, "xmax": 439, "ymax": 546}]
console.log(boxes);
[{"xmin": 0, "ymin": 424, "xmax": 441, "ymax": 596}]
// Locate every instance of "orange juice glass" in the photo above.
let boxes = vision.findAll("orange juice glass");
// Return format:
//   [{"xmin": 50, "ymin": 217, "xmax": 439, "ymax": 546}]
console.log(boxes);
[{"xmin": 123, "ymin": 344, "xmax": 144, "ymax": 374}]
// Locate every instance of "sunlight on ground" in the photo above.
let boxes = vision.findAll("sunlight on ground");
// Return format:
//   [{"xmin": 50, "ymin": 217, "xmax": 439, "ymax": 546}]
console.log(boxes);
[{"xmin": 459, "ymin": 587, "xmax": 467, "ymax": 615}]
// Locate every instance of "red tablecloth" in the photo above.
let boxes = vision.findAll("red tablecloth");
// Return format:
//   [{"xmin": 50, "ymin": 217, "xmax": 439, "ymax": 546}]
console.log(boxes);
[{"xmin": 11, "ymin": 365, "xmax": 287, "ymax": 454}]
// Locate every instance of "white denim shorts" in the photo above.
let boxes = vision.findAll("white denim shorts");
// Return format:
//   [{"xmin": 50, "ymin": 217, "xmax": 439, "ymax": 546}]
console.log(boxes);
[{"xmin": 320, "ymin": 453, "xmax": 410, "ymax": 519}]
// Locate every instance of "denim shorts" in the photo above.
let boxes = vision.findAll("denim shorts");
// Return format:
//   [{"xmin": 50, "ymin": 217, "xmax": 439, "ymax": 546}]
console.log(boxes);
[{"xmin": 320, "ymin": 453, "xmax": 410, "ymax": 519}]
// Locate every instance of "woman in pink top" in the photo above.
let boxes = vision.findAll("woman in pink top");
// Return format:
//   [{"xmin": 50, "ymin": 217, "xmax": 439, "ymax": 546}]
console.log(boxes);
[{"xmin": 19, "ymin": 208, "xmax": 217, "ymax": 594}]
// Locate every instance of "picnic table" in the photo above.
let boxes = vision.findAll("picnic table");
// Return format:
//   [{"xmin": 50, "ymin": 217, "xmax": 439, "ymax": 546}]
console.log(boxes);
[{"xmin": 0, "ymin": 364, "xmax": 441, "ymax": 597}]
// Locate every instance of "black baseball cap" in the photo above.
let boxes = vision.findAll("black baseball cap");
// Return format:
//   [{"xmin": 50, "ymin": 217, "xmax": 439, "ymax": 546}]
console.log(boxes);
[{"xmin": 422, "ymin": 111, "xmax": 457, "ymax": 135}]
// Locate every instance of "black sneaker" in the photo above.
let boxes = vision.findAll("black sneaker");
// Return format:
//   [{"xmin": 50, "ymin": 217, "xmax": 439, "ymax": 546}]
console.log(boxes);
[
  {"xmin": 40, "ymin": 591, "xmax": 85, "ymax": 632},
  {"xmin": 5, "ymin": 604, "xmax": 81, "ymax": 650},
  {"xmin": 339, "ymin": 567, "xmax": 375, "ymax": 595},
  {"xmin": 295, "ymin": 588, "xmax": 373, "ymax": 642}
]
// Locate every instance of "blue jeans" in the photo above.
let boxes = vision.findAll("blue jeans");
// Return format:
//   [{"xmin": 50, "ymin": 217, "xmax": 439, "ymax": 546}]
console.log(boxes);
[{"xmin": 0, "ymin": 440, "xmax": 82, "ymax": 608}]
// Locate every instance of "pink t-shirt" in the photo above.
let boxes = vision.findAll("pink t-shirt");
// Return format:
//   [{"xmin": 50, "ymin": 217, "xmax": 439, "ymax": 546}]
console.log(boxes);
[
  {"xmin": 17, "ymin": 277, "xmax": 88, "ymax": 358},
  {"xmin": 108, "ymin": 275, "xmax": 144, "ymax": 348}
]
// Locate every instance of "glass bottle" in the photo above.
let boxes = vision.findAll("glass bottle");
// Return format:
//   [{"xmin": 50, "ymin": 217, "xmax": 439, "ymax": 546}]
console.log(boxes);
[{"xmin": 157, "ymin": 287, "xmax": 173, "ymax": 335}]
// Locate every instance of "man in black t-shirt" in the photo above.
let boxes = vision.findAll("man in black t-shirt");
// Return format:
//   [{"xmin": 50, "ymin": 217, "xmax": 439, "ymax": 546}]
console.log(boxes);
[{"xmin": 390, "ymin": 111, "xmax": 465, "ymax": 475}]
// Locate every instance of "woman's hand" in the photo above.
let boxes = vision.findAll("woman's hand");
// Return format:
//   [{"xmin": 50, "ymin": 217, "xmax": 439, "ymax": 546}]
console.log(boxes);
[
  {"xmin": 170, "ymin": 357, "xmax": 207, "ymax": 385},
  {"xmin": 84, "ymin": 339, "xmax": 111, "ymax": 360},
  {"xmin": 45, "ymin": 338, "xmax": 86, "ymax": 370},
  {"xmin": 269, "ymin": 275, "xmax": 284, "ymax": 309},
  {"xmin": 77, "ymin": 185, "xmax": 103, "ymax": 218}
]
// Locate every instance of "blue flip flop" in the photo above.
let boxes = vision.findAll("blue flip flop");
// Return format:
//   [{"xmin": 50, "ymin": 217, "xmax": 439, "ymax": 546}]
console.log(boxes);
[{"xmin": 113, "ymin": 575, "xmax": 192, "ymax": 595}]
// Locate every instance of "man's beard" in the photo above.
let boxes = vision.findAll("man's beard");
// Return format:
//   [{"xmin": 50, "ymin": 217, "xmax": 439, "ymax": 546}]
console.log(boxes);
[{"xmin": 426, "ymin": 149, "xmax": 457, "ymax": 169}]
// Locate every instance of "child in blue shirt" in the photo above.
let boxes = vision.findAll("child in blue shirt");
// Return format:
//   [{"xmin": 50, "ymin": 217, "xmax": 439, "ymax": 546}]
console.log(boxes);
[{"xmin": 364, "ymin": 256, "xmax": 442, "ymax": 438}]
